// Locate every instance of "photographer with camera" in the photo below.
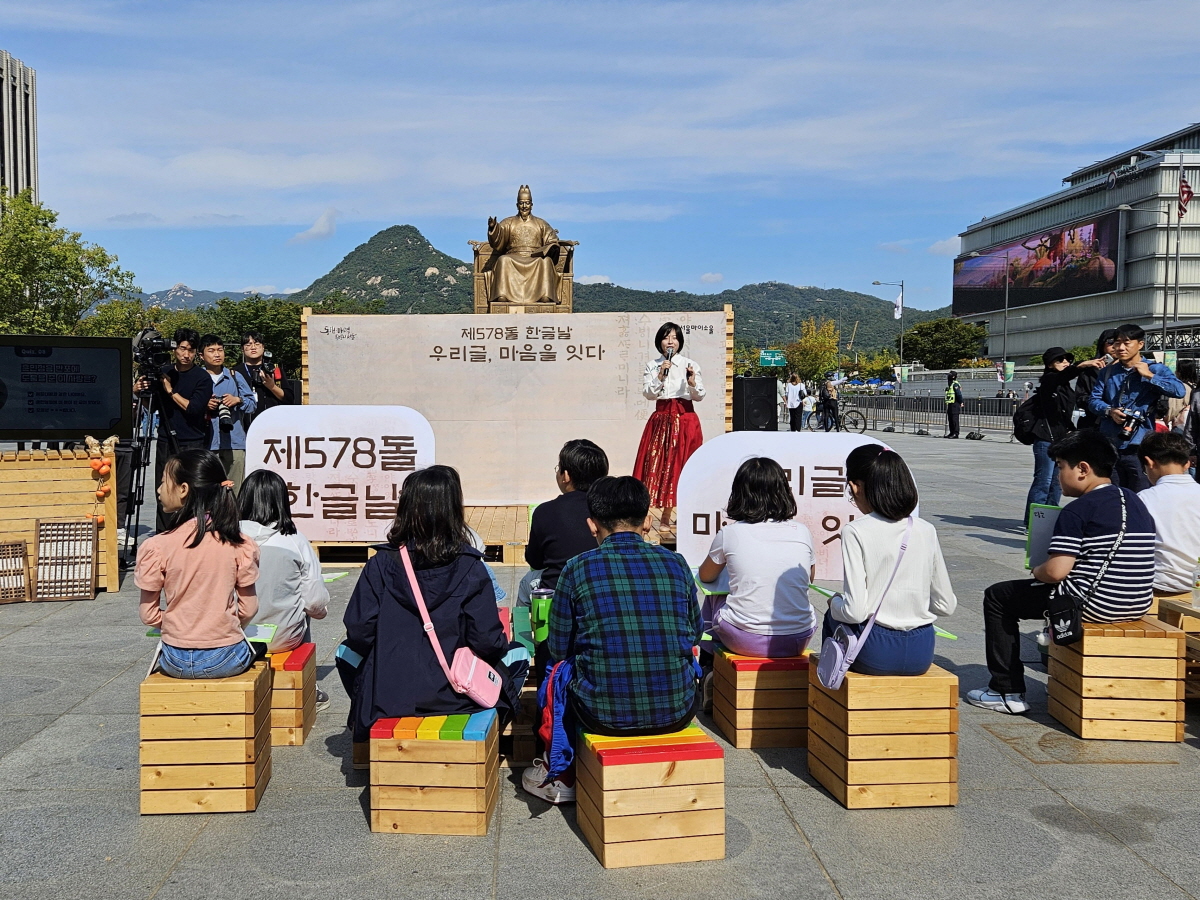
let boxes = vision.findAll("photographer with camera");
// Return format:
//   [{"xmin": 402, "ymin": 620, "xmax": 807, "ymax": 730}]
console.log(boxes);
[
  {"xmin": 234, "ymin": 331, "xmax": 293, "ymax": 421},
  {"xmin": 198, "ymin": 334, "xmax": 256, "ymax": 491},
  {"xmin": 1088, "ymin": 322, "xmax": 1186, "ymax": 492},
  {"xmin": 133, "ymin": 327, "xmax": 215, "ymax": 532}
]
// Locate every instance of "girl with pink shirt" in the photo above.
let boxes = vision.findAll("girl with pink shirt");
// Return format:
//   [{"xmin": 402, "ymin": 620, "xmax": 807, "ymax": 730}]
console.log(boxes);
[{"xmin": 136, "ymin": 449, "xmax": 260, "ymax": 679}]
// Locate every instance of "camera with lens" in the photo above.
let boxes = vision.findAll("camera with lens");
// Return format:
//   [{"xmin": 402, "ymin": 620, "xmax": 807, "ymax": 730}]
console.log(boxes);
[
  {"xmin": 132, "ymin": 328, "xmax": 176, "ymax": 383},
  {"xmin": 246, "ymin": 350, "xmax": 275, "ymax": 385},
  {"xmin": 217, "ymin": 403, "xmax": 235, "ymax": 432},
  {"xmin": 1119, "ymin": 408, "xmax": 1146, "ymax": 438}
]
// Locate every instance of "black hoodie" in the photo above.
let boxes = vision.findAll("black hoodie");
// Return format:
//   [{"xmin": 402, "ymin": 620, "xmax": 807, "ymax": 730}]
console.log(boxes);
[{"xmin": 343, "ymin": 544, "xmax": 507, "ymax": 742}]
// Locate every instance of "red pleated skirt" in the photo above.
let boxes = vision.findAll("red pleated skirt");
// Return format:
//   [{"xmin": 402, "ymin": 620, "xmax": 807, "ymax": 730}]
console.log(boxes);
[{"xmin": 633, "ymin": 399, "xmax": 704, "ymax": 508}]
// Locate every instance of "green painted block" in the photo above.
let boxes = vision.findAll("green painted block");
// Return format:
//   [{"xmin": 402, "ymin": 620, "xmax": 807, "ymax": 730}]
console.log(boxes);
[{"xmin": 439, "ymin": 714, "xmax": 470, "ymax": 740}]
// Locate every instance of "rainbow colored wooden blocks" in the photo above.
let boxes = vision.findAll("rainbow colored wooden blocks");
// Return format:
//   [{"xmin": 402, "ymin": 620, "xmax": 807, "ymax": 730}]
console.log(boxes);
[
  {"xmin": 712, "ymin": 648, "xmax": 808, "ymax": 748},
  {"xmin": 138, "ymin": 660, "xmax": 273, "ymax": 814},
  {"xmin": 369, "ymin": 710, "xmax": 499, "ymax": 835},
  {"xmin": 576, "ymin": 725, "xmax": 726, "ymax": 869},
  {"xmin": 269, "ymin": 643, "xmax": 317, "ymax": 746},
  {"xmin": 1048, "ymin": 618, "xmax": 1186, "ymax": 742},
  {"xmin": 807, "ymin": 658, "xmax": 959, "ymax": 810}
]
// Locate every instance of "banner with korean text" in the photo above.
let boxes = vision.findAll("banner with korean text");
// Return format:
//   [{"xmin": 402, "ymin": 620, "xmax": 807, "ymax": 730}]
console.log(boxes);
[
  {"xmin": 306, "ymin": 312, "xmax": 728, "ymax": 505},
  {"xmin": 676, "ymin": 432, "xmax": 896, "ymax": 581},
  {"xmin": 245, "ymin": 405, "xmax": 435, "ymax": 544}
]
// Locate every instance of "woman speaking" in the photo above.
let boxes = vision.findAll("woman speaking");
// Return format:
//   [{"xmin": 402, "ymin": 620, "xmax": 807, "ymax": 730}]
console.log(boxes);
[{"xmin": 633, "ymin": 322, "xmax": 705, "ymax": 530}]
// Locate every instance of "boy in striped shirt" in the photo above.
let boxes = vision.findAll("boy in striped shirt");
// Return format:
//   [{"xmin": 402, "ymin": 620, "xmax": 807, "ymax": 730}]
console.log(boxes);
[{"xmin": 968, "ymin": 431, "xmax": 1156, "ymax": 714}]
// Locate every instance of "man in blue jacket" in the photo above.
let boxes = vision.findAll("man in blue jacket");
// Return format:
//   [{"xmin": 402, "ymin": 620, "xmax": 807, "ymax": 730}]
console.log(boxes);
[
  {"xmin": 198, "ymin": 334, "xmax": 256, "ymax": 490},
  {"xmin": 1088, "ymin": 323, "xmax": 1185, "ymax": 491}
]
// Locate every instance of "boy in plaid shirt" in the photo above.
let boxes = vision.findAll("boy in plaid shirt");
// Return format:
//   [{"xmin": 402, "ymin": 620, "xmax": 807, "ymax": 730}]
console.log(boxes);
[{"xmin": 521, "ymin": 475, "xmax": 701, "ymax": 804}]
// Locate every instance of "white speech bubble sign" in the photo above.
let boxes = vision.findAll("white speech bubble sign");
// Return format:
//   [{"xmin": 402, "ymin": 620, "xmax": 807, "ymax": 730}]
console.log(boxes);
[
  {"xmin": 676, "ymin": 431, "xmax": 899, "ymax": 581},
  {"xmin": 245, "ymin": 405, "xmax": 435, "ymax": 544}
]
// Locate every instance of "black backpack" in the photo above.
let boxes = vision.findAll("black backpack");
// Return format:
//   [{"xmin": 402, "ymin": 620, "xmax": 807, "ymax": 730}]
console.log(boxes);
[{"xmin": 1012, "ymin": 396, "xmax": 1039, "ymax": 445}]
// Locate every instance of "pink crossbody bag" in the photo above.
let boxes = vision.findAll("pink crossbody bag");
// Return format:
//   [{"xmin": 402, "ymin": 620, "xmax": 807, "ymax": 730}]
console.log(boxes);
[{"xmin": 398, "ymin": 545, "xmax": 502, "ymax": 708}]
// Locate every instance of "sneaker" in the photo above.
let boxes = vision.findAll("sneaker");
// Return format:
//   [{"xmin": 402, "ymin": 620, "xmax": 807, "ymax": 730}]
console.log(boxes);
[
  {"xmin": 521, "ymin": 758, "xmax": 576, "ymax": 804},
  {"xmin": 965, "ymin": 688, "xmax": 1029, "ymax": 714},
  {"xmin": 700, "ymin": 668, "xmax": 714, "ymax": 713},
  {"xmin": 314, "ymin": 688, "xmax": 330, "ymax": 713},
  {"xmin": 116, "ymin": 527, "xmax": 128, "ymax": 545}
]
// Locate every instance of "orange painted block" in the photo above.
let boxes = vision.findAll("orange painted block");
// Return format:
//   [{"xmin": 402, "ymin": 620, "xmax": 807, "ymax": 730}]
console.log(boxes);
[
  {"xmin": 269, "ymin": 651, "xmax": 292, "ymax": 670},
  {"xmin": 394, "ymin": 717, "xmax": 423, "ymax": 739}
]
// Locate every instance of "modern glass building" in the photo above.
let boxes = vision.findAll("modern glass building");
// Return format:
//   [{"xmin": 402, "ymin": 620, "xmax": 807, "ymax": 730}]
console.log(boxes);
[
  {"xmin": 0, "ymin": 50, "xmax": 37, "ymax": 203},
  {"xmin": 955, "ymin": 125, "xmax": 1200, "ymax": 362}
]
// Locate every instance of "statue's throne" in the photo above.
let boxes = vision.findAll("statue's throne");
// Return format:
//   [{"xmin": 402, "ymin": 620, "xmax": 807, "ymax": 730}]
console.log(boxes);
[{"xmin": 469, "ymin": 240, "xmax": 576, "ymax": 314}]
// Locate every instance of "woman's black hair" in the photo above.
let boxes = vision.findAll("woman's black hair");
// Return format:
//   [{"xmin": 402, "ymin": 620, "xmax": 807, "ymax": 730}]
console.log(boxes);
[
  {"xmin": 238, "ymin": 469, "xmax": 297, "ymax": 535},
  {"xmin": 655, "ymin": 322, "xmax": 683, "ymax": 355},
  {"xmin": 1177, "ymin": 357, "xmax": 1196, "ymax": 385},
  {"xmin": 1095, "ymin": 328, "xmax": 1118, "ymax": 356},
  {"xmin": 162, "ymin": 449, "xmax": 245, "ymax": 548},
  {"xmin": 725, "ymin": 457, "xmax": 796, "ymax": 524},
  {"xmin": 386, "ymin": 465, "xmax": 470, "ymax": 566},
  {"xmin": 845, "ymin": 444, "xmax": 918, "ymax": 522}
]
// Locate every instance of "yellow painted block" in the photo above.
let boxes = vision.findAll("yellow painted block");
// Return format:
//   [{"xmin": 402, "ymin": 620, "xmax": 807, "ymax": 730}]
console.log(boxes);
[{"xmin": 416, "ymin": 716, "xmax": 448, "ymax": 739}]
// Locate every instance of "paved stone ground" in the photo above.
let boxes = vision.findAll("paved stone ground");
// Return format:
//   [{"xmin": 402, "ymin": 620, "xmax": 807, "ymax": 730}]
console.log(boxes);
[{"xmin": 2, "ymin": 431, "xmax": 1198, "ymax": 900}]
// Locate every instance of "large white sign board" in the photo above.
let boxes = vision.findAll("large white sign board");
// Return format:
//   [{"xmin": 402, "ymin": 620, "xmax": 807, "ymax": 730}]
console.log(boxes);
[
  {"xmin": 676, "ymin": 432, "xmax": 894, "ymax": 581},
  {"xmin": 245, "ymin": 405, "xmax": 435, "ymax": 544},
  {"xmin": 306, "ymin": 312, "xmax": 727, "ymax": 505}
]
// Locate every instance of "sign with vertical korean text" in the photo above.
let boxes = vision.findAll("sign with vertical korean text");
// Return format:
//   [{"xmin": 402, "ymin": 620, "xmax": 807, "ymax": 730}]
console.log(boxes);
[
  {"xmin": 306, "ymin": 312, "xmax": 728, "ymax": 505},
  {"xmin": 675, "ymin": 432, "xmax": 897, "ymax": 581},
  {"xmin": 245, "ymin": 405, "xmax": 435, "ymax": 543}
]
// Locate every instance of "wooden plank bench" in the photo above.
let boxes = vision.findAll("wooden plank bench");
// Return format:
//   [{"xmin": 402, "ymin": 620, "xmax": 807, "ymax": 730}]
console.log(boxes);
[
  {"xmin": 576, "ymin": 725, "xmax": 725, "ymax": 868},
  {"xmin": 269, "ymin": 643, "xmax": 317, "ymax": 746},
  {"xmin": 807, "ymin": 658, "xmax": 959, "ymax": 809},
  {"xmin": 712, "ymin": 648, "xmax": 807, "ymax": 748},
  {"xmin": 139, "ymin": 661, "xmax": 273, "ymax": 814},
  {"xmin": 369, "ymin": 710, "xmax": 499, "ymax": 835},
  {"xmin": 1153, "ymin": 597, "xmax": 1200, "ymax": 702},
  {"xmin": 1047, "ymin": 618, "xmax": 1186, "ymax": 742},
  {"xmin": 499, "ymin": 683, "xmax": 538, "ymax": 769}
]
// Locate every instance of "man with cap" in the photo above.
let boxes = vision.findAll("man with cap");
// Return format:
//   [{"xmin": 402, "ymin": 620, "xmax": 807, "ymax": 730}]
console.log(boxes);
[
  {"xmin": 1024, "ymin": 347, "xmax": 1103, "ymax": 523},
  {"xmin": 944, "ymin": 371, "xmax": 964, "ymax": 438}
]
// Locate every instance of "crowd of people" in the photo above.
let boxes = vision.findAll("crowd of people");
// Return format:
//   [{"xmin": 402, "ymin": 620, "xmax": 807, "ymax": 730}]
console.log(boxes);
[{"xmin": 130, "ymin": 317, "xmax": 1200, "ymax": 810}]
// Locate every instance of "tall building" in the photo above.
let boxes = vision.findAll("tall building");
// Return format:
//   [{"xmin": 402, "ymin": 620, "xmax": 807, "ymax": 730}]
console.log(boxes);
[
  {"xmin": 955, "ymin": 125, "xmax": 1200, "ymax": 362},
  {"xmin": 0, "ymin": 50, "xmax": 37, "ymax": 203}
]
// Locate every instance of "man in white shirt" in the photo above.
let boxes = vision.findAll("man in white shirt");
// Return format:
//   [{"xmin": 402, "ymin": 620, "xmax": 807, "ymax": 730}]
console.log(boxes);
[{"xmin": 1138, "ymin": 431, "xmax": 1200, "ymax": 597}]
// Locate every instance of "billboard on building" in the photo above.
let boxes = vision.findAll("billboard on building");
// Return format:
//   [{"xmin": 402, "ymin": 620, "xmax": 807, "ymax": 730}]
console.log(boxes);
[{"xmin": 952, "ymin": 212, "xmax": 1120, "ymax": 316}]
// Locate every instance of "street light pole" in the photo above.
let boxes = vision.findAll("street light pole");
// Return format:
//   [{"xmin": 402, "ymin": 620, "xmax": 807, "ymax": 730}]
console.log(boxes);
[{"xmin": 872, "ymin": 279, "xmax": 904, "ymax": 394}]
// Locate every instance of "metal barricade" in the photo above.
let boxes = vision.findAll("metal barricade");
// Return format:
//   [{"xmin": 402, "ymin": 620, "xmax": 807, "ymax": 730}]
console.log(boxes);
[{"xmin": 845, "ymin": 394, "xmax": 1018, "ymax": 439}]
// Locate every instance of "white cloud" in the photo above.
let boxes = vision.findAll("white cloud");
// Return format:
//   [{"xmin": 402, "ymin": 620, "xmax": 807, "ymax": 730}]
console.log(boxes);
[
  {"xmin": 105, "ymin": 212, "xmax": 162, "ymax": 225},
  {"xmin": 928, "ymin": 237, "xmax": 962, "ymax": 257},
  {"xmin": 282, "ymin": 288, "xmax": 303, "ymax": 295},
  {"xmin": 241, "ymin": 284, "xmax": 278, "ymax": 294},
  {"xmin": 700, "ymin": 272, "xmax": 724, "ymax": 284},
  {"xmin": 577, "ymin": 275, "xmax": 612, "ymax": 284},
  {"xmin": 288, "ymin": 208, "xmax": 340, "ymax": 245}
]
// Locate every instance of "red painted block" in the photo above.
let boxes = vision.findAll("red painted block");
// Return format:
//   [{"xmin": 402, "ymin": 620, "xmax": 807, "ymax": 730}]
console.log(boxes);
[
  {"xmin": 498, "ymin": 607, "xmax": 512, "ymax": 641},
  {"xmin": 720, "ymin": 650, "xmax": 808, "ymax": 672},
  {"xmin": 284, "ymin": 642, "xmax": 316, "ymax": 671},
  {"xmin": 596, "ymin": 742, "xmax": 724, "ymax": 766},
  {"xmin": 371, "ymin": 717, "xmax": 401, "ymax": 739}
]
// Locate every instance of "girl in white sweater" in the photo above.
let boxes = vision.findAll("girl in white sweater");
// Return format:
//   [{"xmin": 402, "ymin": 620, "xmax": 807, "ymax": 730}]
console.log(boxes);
[{"xmin": 823, "ymin": 444, "xmax": 957, "ymax": 676}]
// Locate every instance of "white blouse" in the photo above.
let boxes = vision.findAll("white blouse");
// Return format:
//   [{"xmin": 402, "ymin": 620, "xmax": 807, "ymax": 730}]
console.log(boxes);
[{"xmin": 642, "ymin": 354, "xmax": 705, "ymax": 401}]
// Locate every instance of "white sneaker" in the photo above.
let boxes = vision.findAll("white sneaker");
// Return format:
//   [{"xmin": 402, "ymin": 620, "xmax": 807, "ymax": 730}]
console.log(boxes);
[
  {"xmin": 116, "ymin": 527, "xmax": 128, "ymax": 545},
  {"xmin": 966, "ymin": 688, "xmax": 1029, "ymax": 714},
  {"xmin": 521, "ymin": 758, "xmax": 576, "ymax": 804}
]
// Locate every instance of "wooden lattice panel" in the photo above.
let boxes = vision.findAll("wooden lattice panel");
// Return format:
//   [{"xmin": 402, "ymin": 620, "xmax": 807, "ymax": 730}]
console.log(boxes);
[
  {"xmin": 34, "ymin": 518, "xmax": 97, "ymax": 601},
  {"xmin": 0, "ymin": 541, "xmax": 31, "ymax": 603}
]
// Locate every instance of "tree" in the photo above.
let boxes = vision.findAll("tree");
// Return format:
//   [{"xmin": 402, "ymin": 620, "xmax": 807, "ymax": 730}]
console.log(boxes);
[
  {"xmin": 786, "ymin": 317, "xmax": 840, "ymax": 382},
  {"xmin": 898, "ymin": 318, "xmax": 986, "ymax": 370},
  {"xmin": 0, "ymin": 189, "xmax": 139, "ymax": 334},
  {"xmin": 858, "ymin": 348, "xmax": 899, "ymax": 380}
]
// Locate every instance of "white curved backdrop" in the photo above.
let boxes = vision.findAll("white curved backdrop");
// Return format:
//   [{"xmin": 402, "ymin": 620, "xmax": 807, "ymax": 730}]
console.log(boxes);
[{"xmin": 675, "ymin": 431, "xmax": 896, "ymax": 580}]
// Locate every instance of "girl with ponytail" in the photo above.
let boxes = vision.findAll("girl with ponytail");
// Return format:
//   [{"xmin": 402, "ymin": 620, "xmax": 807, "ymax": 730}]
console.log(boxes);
[
  {"xmin": 136, "ymin": 448, "xmax": 261, "ymax": 679},
  {"xmin": 822, "ymin": 444, "xmax": 957, "ymax": 676}
]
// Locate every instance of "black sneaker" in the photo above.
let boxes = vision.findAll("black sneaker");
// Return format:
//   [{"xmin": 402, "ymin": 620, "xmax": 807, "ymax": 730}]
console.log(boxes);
[{"xmin": 315, "ymin": 688, "xmax": 330, "ymax": 713}]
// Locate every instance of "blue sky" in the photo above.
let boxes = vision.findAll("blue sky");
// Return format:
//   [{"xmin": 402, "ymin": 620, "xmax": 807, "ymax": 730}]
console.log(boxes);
[{"xmin": 4, "ymin": 1, "xmax": 1198, "ymax": 308}]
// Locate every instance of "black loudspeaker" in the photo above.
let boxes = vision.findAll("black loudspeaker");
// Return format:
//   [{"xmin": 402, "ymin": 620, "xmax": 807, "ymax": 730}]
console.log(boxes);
[{"xmin": 732, "ymin": 376, "xmax": 778, "ymax": 431}]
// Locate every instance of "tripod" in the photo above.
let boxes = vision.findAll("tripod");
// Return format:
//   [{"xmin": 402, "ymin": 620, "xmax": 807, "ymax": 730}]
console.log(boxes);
[{"xmin": 121, "ymin": 381, "xmax": 180, "ymax": 563}]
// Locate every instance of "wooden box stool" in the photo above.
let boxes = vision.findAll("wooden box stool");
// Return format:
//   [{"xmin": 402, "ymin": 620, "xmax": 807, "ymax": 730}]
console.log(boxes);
[
  {"xmin": 369, "ymin": 710, "xmax": 499, "ymax": 835},
  {"xmin": 1154, "ymin": 598, "xmax": 1200, "ymax": 701},
  {"xmin": 270, "ymin": 643, "xmax": 317, "ymax": 746},
  {"xmin": 499, "ymin": 683, "xmax": 538, "ymax": 769},
  {"xmin": 712, "ymin": 648, "xmax": 807, "ymax": 748},
  {"xmin": 1047, "ymin": 618, "xmax": 1186, "ymax": 742},
  {"xmin": 807, "ymin": 658, "xmax": 959, "ymax": 809},
  {"xmin": 139, "ymin": 660, "xmax": 273, "ymax": 814},
  {"xmin": 576, "ymin": 725, "xmax": 725, "ymax": 868}
]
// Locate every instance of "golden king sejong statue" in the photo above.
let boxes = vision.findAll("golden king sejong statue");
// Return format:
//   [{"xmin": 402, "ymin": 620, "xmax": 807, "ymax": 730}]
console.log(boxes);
[{"xmin": 471, "ymin": 185, "xmax": 576, "ymax": 313}]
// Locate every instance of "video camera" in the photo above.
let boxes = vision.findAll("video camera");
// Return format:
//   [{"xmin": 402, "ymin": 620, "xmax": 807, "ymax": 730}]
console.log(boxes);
[{"xmin": 132, "ymin": 328, "xmax": 176, "ymax": 381}]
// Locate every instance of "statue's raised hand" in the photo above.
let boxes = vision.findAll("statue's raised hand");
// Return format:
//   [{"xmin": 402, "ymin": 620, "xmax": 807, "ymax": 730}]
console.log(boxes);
[{"xmin": 487, "ymin": 216, "xmax": 498, "ymax": 232}]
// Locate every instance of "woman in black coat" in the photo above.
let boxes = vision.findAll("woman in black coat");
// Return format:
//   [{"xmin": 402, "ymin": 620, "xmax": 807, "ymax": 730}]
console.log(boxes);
[
  {"xmin": 1026, "ymin": 347, "xmax": 1102, "ymax": 523},
  {"xmin": 1073, "ymin": 328, "xmax": 1118, "ymax": 429},
  {"xmin": 341, "ymin": 465, "xmax": 520, "ymax": 746}
]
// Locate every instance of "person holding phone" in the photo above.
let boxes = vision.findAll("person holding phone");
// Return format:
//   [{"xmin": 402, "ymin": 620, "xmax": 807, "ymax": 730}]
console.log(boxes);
[{"xmin": 235, "ymin": 331, "xmax": 294, "ymax": 422}]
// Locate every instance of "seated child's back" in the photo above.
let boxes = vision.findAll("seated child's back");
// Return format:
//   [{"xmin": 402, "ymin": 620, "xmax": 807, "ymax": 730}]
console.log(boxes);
[{"xmin": 1137, "ymin": 431, "xmax": 1200, "ymax": 595}]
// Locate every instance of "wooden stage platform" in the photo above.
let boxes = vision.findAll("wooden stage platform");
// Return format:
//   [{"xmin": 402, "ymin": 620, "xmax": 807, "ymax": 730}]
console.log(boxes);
[{"xmin": 314, "ymin": 506, "xmax": 676, "ymax": 566}]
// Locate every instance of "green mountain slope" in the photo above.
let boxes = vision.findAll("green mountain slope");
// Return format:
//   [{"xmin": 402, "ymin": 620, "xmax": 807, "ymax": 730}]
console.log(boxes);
[{"xmin": 293, "ymin": 224, "xmax": 949, "ymax": 349}]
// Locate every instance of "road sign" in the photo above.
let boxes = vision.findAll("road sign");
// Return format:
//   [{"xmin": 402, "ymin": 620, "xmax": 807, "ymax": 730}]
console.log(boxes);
[{"xmin": 758, "ymin": 350, "xmax": 787, "ymax": 367}]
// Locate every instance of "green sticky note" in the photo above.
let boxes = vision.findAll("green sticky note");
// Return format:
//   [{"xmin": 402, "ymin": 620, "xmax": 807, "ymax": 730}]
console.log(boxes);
[{"xmin": 322, "ymin": 571, "xmax": 349, "ymax": 582}]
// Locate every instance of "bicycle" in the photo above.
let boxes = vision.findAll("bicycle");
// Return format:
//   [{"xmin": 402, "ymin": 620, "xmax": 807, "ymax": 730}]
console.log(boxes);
[{"xmin": 806, "ymin": 398, "xmax": 867, "ymax": 433}]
